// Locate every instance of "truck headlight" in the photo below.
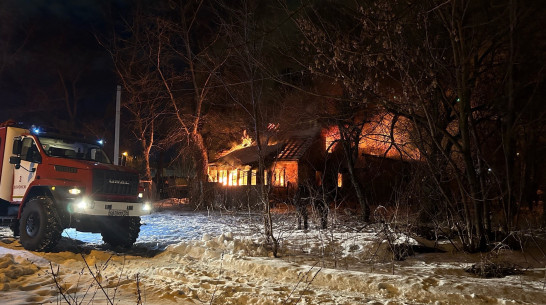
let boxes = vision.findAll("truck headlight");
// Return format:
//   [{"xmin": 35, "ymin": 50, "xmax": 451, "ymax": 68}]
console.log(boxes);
[
  {"xmin": 75, "ymin": 197, "xmax": 94, "ymax": 211},
  {"xmin": 138, "ymin": 192, "xmax": 144, "ymax": 198},
  {"xmin": 142, "ymin": 202, "xmax": 152, "ymax": 212}
]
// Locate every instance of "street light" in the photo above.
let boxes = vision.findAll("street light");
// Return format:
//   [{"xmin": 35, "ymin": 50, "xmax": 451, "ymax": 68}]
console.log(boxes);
[{"xmin": 122, "ymin": 151, "xmax": 128, "ymax": 166}]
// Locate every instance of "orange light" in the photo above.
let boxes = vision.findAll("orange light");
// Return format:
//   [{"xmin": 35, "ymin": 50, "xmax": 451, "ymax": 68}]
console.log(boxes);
[
  {"xmin": 251, "ymin": 170, "xmax": 257, "ymax": 185},
  {"xmin": 228, "ymin": 170, "xmax": 238, "ymax": 186},
  {"xmin": 219, "ymin": 170, "xmax": 227, "ymax": 185},
  {"xmin": 359, "ymin": 113, "xmax": 420, "ymax": 160},
  {"xmin": 325, "ymin": 126, "xmax": 340, "ymax": 153},
  {"xmin": 217, "ymin": 130, "xmax": 254, "ymax": 158}
]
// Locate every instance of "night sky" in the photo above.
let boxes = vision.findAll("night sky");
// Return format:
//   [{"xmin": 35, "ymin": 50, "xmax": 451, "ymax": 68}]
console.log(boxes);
[{"xmin": 0, "ymin": 0, "xmax": 128, "ymax": 126}]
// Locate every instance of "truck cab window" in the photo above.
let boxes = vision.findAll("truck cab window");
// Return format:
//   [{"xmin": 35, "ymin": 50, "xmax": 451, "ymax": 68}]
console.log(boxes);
[
  {"xmin": 20, "ymin": 138, "xmax": 42, "ymax": 164},
  {"xmin": 38, "ymin": 136, "xmax": 111, "ymax": 164},
  {"xmin": 89, "ymin": 148, "xmax": 108, "ymax": 163}
]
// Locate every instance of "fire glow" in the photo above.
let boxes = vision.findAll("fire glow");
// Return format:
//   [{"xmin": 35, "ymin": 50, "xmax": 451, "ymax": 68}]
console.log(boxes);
[
  {"xmin": 325, "ymin": 114, "xmax": 419, "ymax": 160},
  {"xmin": 217, "ymin": 130, "xmax": 253, "ymax": 159}
]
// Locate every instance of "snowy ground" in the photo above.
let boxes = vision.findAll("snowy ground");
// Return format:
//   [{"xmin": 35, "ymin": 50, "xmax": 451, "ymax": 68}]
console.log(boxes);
[{"xmin": 1, "ymin": 204, "xmax": 545, "ymax": 305}]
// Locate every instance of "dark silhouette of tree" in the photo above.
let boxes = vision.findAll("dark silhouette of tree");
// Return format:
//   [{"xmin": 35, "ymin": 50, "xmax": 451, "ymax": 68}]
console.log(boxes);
[
  {"xmin": 103, "ymin": 7, "xmax": 168, "ymax": 198},
  {"xmin": 108, "ymin": 0, "xmax": 228, "ymax": 205},
  {"xmin": 215, "ymin": 0, "xmax": 290, "ymax": 256},
  {"xmin": 293, "ymin": 0, "xmax": 546, "ymax": 251}
]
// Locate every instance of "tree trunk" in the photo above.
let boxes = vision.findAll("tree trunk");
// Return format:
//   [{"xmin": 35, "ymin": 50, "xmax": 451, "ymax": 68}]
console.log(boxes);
[
  {"xmin": 255, "ymin": 136, "xmax": 278, "ymax": 257},
  {"xmin": 501, "ymin": 0, "xmax": 518, "ymax": 231},
  {"xmin": 190, "ymin": 132, "xmax": 208, "ymax": 207},
  {"xmin": 460, "ymin": 100, "xmax": 486, "ymax": 251},
  {"xmin": 348, "ymin": 158, "xmax": 369, "ymax": 222},
  {"xmin": 450, "ymin": 9, "xmax": 486, "ymax": 251},
  {"xmin": 339, "ymin": 126, "xmax": 369, "ymax": 222},
  {"xmin": 142, "ymin": 141, "xmax": 153, "ymax": 199},
  {"xmin": 140, "ymin": 120, "xmax": 154, "ymax": 199},
  {"xmin": 543, "ymin": 203, "xmax": 546, "ymax": 227}
]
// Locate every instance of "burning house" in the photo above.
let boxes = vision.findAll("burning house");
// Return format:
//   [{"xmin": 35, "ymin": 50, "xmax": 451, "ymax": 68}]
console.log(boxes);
[
  {"xmin": 207, "ymin": 114, "xmax": 420, "ymax": 209},
  {"xmin": 207, "ymin": 127, "xmax": 324, "ymax": 196}
]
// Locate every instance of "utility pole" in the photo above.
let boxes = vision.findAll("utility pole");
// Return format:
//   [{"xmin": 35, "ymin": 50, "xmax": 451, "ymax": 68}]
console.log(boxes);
[{"xmin": 114, "ymin": 85, "xmax": 121, "ymax": 165}]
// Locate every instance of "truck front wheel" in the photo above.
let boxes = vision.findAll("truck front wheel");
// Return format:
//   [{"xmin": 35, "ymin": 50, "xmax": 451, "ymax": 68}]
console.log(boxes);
[
  {"xmin": 19, "ymin": 197, "xmax": 63, "ymax": 252},
  {"xmin": 101, "ymin": 216, "xmax": 141, "ymax": 249}
]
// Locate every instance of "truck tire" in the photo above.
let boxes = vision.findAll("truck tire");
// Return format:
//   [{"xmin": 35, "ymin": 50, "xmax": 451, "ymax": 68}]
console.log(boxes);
[
  {"xmin": 10, "ymin": 219, "xmax": 20, "ymax": 237},
  {"xmin": 101, "ymin": 216, "xmax": 141, "ymax": 249},
  {"xmin": 19, "ymin": 197, "xmax": 63, "ymax": 252}
]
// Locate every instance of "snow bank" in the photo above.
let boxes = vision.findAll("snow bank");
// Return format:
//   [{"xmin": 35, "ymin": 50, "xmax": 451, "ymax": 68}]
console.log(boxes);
[
  {"xmin": 1, "ymin": 211, "xmax": 545, "ymax": 305},
  {"xmin": 158, "ymin": 232, "xmax": 546, "ymax": 305},
  {"xmin": 0, "ymin": 253, "xmax": 58, "ymax": 304},
  {"xmin": 0, "ymin": 254, "xmax": 40, "ymax": 290}
]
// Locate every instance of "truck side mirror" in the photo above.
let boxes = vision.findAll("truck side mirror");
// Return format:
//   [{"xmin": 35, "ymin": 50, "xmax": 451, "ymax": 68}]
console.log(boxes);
[
  {"xmin": 12, "ymin": 138, "xmax": 22, "ymax": 155},
  {"xmin": 9, "ymin": 156, "xmax": 21, "ymax": 169}
]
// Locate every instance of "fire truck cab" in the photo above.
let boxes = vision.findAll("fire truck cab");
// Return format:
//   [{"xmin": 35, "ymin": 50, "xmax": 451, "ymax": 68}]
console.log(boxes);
[{"xmin": 0, "ymin": 121, "xmax": 151, "ymax": 251}]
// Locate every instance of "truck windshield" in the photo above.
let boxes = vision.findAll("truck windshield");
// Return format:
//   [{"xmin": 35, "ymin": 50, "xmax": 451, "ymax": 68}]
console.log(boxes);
[{"xmin": 37, "ymin": 136, "xmax": 112, "ymax": 164}]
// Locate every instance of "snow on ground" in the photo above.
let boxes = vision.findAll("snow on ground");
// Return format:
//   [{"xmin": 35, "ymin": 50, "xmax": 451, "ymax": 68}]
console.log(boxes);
[{"xmin": 0, "ymin": 205, "xmax": 545, "ymax": 305}]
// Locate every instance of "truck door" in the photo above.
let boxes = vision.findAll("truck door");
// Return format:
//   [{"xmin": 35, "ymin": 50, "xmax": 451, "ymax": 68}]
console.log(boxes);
[{"xmin": 12, "ymin": 137, "xmax": 41, "ymax": 202}]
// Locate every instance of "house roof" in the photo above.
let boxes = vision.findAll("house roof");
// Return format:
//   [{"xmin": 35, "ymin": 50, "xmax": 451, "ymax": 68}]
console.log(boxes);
[
  {"xmin": 275, "ymin": 137, "xmax": 314, "ymax": 160},
  {"xmin": 211, "ymin": 126, "xmax": 321, "ymax": 167},
  {"xmin": 213, "ymin": 143, "xmax": 285, "ymax": 167}
]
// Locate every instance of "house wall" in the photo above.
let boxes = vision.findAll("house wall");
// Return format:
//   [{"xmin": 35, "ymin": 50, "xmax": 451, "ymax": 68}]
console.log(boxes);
[
  {"xmin": 205, "ymin": 183, "xmax": 263, "ymax": 210},
  {"xmin": 270, "ymin": 160, "xmax": 298, "ymax": 187},
  {"xmin": 297, "ymin": 133, "xmax": 327, "ymax": 187}
]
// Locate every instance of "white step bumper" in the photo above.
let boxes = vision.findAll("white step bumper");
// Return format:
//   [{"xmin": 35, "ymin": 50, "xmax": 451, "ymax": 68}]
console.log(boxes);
[{"xmin": 71, "ymin": 199, "xmax": 152, "ymax": 217}]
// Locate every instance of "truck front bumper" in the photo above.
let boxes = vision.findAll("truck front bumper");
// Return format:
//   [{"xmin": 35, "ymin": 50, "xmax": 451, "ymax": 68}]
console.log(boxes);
[{"xmin": 71, "ymin": 199, "xmax": 152, "ymax": 217}]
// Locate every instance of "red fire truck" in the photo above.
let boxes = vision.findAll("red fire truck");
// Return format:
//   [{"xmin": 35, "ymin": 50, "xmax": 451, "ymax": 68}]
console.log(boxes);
[{"xmin": 0, "ymin": 121, "xmax": 151, "ymax": 251}]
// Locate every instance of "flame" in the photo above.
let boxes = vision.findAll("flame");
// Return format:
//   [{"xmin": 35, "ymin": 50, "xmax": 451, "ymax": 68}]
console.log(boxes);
[
  {"xmin": 241, "ymin": 130, "xmax": 252, "ymax": 147},
  {"xmin": 325, "ymin": 114, "xmax": 420, "ymax": 160},
  {"xmin": 267, "ymin": 123, "xmax": 279, "ymax": 131},
  {"xmin": 325, "ymin": 126, "xmax": 340, "ymax": 153},
  {"xmin": 228, "ymin": 170, "xmax": 237, "ymax": 186},
  {"xmin": 359, "ymin": 114, "xmax": 420, "ymax": 160},
  {"xmin": 217, "ymin": 130, "xmax": 254, "ymax": 158}
]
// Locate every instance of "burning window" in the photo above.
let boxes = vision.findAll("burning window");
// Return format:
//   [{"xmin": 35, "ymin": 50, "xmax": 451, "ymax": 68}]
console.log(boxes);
[
  {"xmin": 337, "ymin": 173, "xmax": 343, "ymax": 188},
  {"xmin": 274, "ymin": 168, "xmax": 285, "ymax": 187},
  {"xmin": 239, "ymin": 171, "xmax": 249, "ymax": 186},
  {"xmin": 251, "ymin": 170, "xmax": 257, "ymax": 185},
  {"xmin": 228, "ymin": 170, "xmax": 238, "ymax": 186},
  {"xmin": 219, "ymin": 170, "xmax": 228, "ymax": 185},
  {"xmin": 208, "ymin": 168, "xmax": 218, "ymax": 182}
]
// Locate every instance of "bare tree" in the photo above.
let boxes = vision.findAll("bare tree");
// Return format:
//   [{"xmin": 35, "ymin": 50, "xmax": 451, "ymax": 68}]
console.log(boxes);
[
  {"xmin": 106, "ymin": 0, "xmax": 227, "ymax": 205},
  {"xmin": 215, "ymin": 0, "xmax": 296, "ymax": 255},
  {"xmin": 152, "ymin": 0, "xmax": 226, "ymax": 206},
  {"xmin": 292, "ymin": 0, "xmax": 546, "ymax": 251},
  {"xmin": 0, "ymin": 1, "xmax": 30, "ymax": 78},
  {"xmin": 56, "ymin": 68, "xmax": 84, "ymax": 129},
  {"xmin": 102, "ymin": 6, "xmax": 169, "ymax": 198}
]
